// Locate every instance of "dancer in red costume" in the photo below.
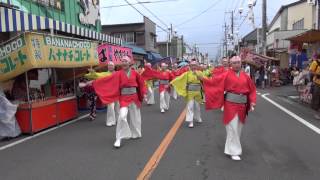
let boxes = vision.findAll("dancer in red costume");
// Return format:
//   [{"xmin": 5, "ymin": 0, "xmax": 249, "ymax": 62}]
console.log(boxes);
[
  {"xmin": 212, "ymin": 57, "xmax": 229, "ymax": 76},
  {"xmin": 91, "ymin": 56, "xmax": 146, "ymax": 148},
  {"xmin": 199, "ymin": 56, "xmax": 256, "ymax": 161},
  {"xmin": 143, "ymin": 62, "xmax": 173, "ymax": 113}
]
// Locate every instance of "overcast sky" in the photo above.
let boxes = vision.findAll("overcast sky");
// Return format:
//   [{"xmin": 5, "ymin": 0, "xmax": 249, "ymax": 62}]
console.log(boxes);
[{"xmin": 100, "ymin": 0, "xmax": 298, "ymax": 58}]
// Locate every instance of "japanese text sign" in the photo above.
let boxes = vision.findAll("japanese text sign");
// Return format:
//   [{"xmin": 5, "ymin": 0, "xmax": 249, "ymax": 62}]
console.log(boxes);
[
  {"xmin": 0, "ymin": 32, "xmax": 99, "ymax": 82},
  {"xmin": 97, "ymin": 44, "xmax": 133, "ymax": 65}
]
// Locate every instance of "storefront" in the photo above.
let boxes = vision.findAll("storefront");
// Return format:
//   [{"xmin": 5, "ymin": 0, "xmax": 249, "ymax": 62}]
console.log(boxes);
[
  {"xmin": 0, "ymin": 32, "xmax": 99, "ymax": 134},
  {"xmin": 287, "ymin": 29, "xmax": 320, "ymax": 64},
  {"xmin": 0, "ymin": 1, "xmax": 126, "ymax": 134}
]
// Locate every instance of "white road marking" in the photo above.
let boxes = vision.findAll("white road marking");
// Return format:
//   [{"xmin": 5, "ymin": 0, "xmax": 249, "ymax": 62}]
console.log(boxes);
[
  {"xmin": 0, "ymin": 114, "xmax": 89, "ymax": 151},
  {"xmin": 261, "ymin": 93, "xmax": 320, "ymax": 135}
]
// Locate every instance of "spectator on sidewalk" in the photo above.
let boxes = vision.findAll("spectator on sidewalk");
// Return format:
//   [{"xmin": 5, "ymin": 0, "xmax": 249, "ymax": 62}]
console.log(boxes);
[
  {"xmin": 292, "ymin": 66, "xmax": 301, "ymax": 91},
  {"xmin": 309, "ymin": 57, "xmax": 320, "ymax": 119},
  {"xmin": 244, "ymin": 63, "xmax": 251, "ymax": 77},
  {"xmin": 259, "ymin": 65, "xmax": 268, "ymax": 89},
  {"xmin": 293, "ymin": 63, "xmax": 310, "ymax": 94},
  {"xmin": 255, "ymin": 69, "xmax": 260, "ymax": 86}
]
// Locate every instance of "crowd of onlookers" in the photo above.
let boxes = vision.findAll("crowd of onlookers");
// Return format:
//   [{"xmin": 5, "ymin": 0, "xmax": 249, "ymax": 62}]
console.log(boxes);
[{"xmin": 243, "ymin": 54, "xmax": 320, "ymax": 120}]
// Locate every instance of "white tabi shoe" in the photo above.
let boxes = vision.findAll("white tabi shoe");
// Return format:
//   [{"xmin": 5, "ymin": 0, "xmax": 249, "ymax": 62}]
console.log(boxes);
[
  {"xmin": 131, "ymin": 135, "xmax": 142, "ymax": 139},
  {"xmin": 106, "ymin": 123, "xmax": 115, "ymax": 127},
  {"xmin": 188, "ymin": 122, "xmax": 194, "ymax": 128},
  {"xmin": 231, "ymin": 155, "xmax": 241, "ymax": 161},
  {"xmin": 196, "ymin": 119, "xmax": 202, "ymax": 123},
  {"xmin": 161, "ymin": 109, "xmax": 165, "ymax": 113},
  {"xmin": 113, "ymin": 139, "xmax": 121, "ymax": 148}
]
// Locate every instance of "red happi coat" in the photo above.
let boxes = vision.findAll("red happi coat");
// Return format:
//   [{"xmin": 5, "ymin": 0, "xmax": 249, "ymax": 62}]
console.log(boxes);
[
  {"xmin": 142, "ymin": 66, "xmax": 173, "ymax": 93},
  {"xmin": 203, "ymin": 69, "xmax": 256, "ymax": 125},
  {"xmin": 93, "ymin": 69, "xmax": 146, "ymax": 108},
  {"xmin": 172, "ymin": 66, "xmax": 190, "ymax": 78},
  {"xmin": 212, "ymin": 66, "xmax": 228, "ymax": 76}
]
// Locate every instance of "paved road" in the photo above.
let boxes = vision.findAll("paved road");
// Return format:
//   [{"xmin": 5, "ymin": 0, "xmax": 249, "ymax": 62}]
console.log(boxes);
[{"xmin": 1, "ymin": 87, "xmax": 320, "ymax": 180}]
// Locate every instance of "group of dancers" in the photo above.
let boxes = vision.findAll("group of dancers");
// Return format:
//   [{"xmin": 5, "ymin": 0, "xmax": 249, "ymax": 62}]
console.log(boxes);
[{"xmin": 79, "ymin": 55, "xmax": 256, "ymax": 161}]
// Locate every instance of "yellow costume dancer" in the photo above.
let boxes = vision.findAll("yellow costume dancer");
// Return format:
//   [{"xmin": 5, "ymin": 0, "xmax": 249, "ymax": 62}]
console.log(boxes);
[
  {"xmin": 84, "ymin": 62, "xmax": 119, "ymax": 126},
  {"xmin": 170, "ymin": 60, "xmax": 204, "ymax": 128},
  {"xmin": 145, "ymin": 79, "xmax": 155, "ymax": 105}
]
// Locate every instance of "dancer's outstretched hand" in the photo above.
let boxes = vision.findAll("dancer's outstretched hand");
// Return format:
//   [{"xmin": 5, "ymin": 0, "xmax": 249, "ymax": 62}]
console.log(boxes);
[{"xmin": 250, "ymin": 103, "xmax": 255, "ymax": 111}]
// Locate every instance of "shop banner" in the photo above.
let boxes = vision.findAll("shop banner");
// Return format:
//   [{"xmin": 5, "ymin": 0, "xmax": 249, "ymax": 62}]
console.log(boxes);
[
  {"xmin": 0, "ymin": 32, "xmax": 99, "ymax": 82},
  {"xmin": 97, "ymin": 44, "xmax": 133, "ymax": 65}
]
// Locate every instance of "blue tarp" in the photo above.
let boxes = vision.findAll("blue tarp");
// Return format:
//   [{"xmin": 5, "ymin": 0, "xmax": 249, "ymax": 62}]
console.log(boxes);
[
  {"xmin": 123, "ymin": 43, "xmax": 147, "ymax": 55},
  {"xmin": 146, "ymin": 52, "xmax": 163, "ymax": 64}
]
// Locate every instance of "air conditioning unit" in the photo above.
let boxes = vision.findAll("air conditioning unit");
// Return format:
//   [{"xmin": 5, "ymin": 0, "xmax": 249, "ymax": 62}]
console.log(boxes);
[{"xmin": 307, "ymin": 0, "xmax": 316, "ymax": 5}]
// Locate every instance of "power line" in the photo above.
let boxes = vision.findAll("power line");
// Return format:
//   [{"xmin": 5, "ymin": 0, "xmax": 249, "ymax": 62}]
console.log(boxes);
[
  {"xmin": 195, "ymin": 42, "xmax": 223, "ymax": 45},
  {"xmin": 238, "ymin": 12, "xmax": 249, "ymax": 29},
  {"xmin": 156, "ymin": 9, "xmax": 225, "ymax": 17},
  {"xmin": 101, "ymin": 0, "xmax": 178, "ymax": 8},
  {"xmin": 156, "ymin": 24, "xmax": 222, "ymax": 32},
  {"xmin": 135, "ymin": 0, "xmax": 168, "ymax": 27},
  {"xmin": 123, "ymin": 0, "xmax": 168, "ymax": 33},
  {"xmin": 176, "ymin": 0, "xmax": 222, "ymax": 27}
]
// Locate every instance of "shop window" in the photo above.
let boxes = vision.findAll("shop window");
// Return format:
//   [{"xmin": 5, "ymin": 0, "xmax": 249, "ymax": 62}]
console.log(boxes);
[
  {"xmin": 125, "ymin": 32, "xmax": 135, "ymax": 44},
  {"xmin": 114, "ymin": 33, "xmax": 122, "ymax": 39},
  {"xmin": 54, "ymin": 68, "xmax": 76, "ymax": 98},
  {"xmin": 292, "ymin": 18, "xmax": 304, "ymax": 30},
  {"xmin": 9, "ymin": 69, "xmax": 54, "ymax": 102},
  {"xmin": 112, "ymin": 32, "xmax": 135, "ymax": 44}
]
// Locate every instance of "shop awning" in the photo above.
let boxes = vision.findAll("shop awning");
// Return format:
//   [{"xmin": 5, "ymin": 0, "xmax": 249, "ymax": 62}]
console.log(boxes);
[
  {"xmin": 123, "ymin": 44, "xmax": 147, "ymax": 55},
  {"xmin": 241, "ymin": 51, "xmax": 279, "ymax": 67},
  {"xmin": 286, "ymin": 29, "xmax": 320, "ymax": 43},
  {"xmin": 146, "ymin": 52, "xmax": 163, "ymax": 64},
  {"xmin": 0, "ymin": 7, "xmax": 121, "ymax": 45},
  {"xmin": 0, "ymin": 32, "xmax": 99, "ymax": 82}
]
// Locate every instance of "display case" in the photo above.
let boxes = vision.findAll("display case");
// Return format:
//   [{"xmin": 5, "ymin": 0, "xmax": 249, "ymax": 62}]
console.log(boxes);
[
  {"xmin": 54, "ymin": 68, "xmax": 78, "ymax": 123},
  {"xmin": 16, "ymin": 97, "xmax": 57, "ymax": 133},
  {"xmin": 11, "ymin": 68, "xmax": 79, "ymax": 134}
]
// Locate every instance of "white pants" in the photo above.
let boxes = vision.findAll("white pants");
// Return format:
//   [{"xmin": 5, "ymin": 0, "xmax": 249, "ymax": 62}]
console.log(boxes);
[
  {"xmin": 172, "ymin": 88, "xmax": 178, "ymax": 100},
  {"xmin": 224, "ymin": 115, "xmax": 243, "ymax": 156},
  {"xmin": 146, "ymin": 87, "xmax": 155, "ymax": 105},
  {"xmin": 106, "ymin": 101, "xmax": 119, "ymax": 126},
  {"xmin": 160, "ymin": 91, "xmax": 170, "ymax": 110},
  {"xmin": 186, "ymin": 99, "xmax": 201, "ymax": 122},
  {"xmin": 116, "ymin": 103, "xmax": 142, "ymax": 140}
]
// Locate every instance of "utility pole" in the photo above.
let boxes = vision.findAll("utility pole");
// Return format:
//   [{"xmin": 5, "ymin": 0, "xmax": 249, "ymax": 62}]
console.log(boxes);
[
  {"xmin": 166, "ymin": 32, "xmax": 169, "ymax": 57},
  {"xmin": 262, "ymin": 0, "xmax": 267, "ymax": 55},
  {"xmin": 231, "ymin": 11, "xmax": 234, "ymax": 39},
  {"xmin": 166, "ymin": 24, "xmax": 173, "ymax": 57},
  {"xmin": 224, "ymin": 23, "xmax": 228, "ymax": 57},
  {"xmin": 231, "ymin": 10, "xmax": 235, "ymax": 55}
]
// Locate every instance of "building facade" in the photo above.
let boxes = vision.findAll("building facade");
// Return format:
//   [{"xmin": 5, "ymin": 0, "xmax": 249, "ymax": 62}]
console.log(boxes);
[
  {"xmin": 157, "ymin": 35, "xmax": 185, "ymax": 59},
  {"xmin": 267, "ymin": 0, "xmax": 316, "ymax": 68},
  {"xmin": 102, "ymin": 16, "xmax": 157, "ymax": 52},
  {"xmin": 241, "ymin": 28, "xmax": 262, "ymax": 54}
]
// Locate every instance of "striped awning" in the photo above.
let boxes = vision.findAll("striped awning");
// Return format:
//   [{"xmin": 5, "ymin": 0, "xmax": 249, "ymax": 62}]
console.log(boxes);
[{"xmin": 0, "ymin": 6, "xmax": 122, "ymax": 45}]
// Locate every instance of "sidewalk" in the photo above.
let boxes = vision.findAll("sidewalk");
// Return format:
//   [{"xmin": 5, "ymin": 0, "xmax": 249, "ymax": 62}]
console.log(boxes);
[{"xmin": 259, "ymin": 85, "xmax": 320, "ymax": 124}]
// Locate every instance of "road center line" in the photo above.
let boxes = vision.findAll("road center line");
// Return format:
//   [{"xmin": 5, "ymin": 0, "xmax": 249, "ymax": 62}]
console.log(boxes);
[
  {"xmin": 137, "ymin": 108, "xmax": 187, "ymax": 180},
  {"xmin": 261, "ymin": 93, "xmax": 320, "ymax": 135},
  {"xmin": 0, "ymin": 114, "xmax": 89, "ymax": 151}
]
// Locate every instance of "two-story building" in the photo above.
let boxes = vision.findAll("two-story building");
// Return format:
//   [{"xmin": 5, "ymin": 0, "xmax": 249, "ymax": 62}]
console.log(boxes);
[
  {"xmin": 267, "ymin": 0, "xmax": 317, "ymax": 68},
  {"xmin": 157, "ymin": 35, "xmax": 185, "ymax": 59},
  {"xmin": 102, "ymin": 16, "xmax": 161, "ymax": 64},
  {"xmin": 241, "ymin": 28, "xmax": 263, "ymax": 53}
]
